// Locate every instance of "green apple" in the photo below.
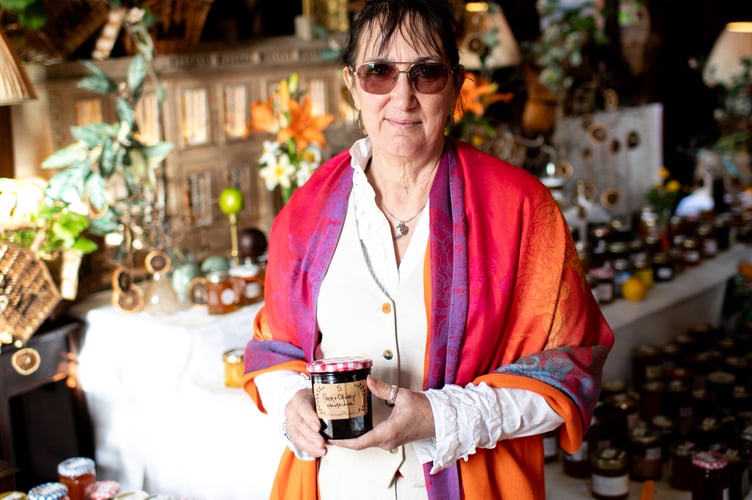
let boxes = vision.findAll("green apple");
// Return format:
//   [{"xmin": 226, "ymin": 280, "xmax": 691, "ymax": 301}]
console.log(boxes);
[{"xmin": 219, "ymin": 187, "xmax": 244, "ymax": 215}]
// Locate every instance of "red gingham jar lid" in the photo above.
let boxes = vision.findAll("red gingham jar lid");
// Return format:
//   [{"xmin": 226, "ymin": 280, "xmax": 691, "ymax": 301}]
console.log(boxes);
[
  {"xmin": 307, "ymin": 357, "xmax": 372, "ymax": 373},
  {"xmin": 85, "ymin": 480, "xmax": 121, "ymax": 500},
  {"xmin": 692, "ymin": 450, "xmax": 729, "ymax": 470}
]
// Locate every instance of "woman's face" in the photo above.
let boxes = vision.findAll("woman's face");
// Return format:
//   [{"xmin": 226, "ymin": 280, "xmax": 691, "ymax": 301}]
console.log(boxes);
[{"xmin": 344, "ymin": 24, "xmax": 460, "ymax": 162}]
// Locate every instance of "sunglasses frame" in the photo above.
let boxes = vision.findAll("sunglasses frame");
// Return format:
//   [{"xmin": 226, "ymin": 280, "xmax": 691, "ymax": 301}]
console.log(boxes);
[{"xmin": 350, "ymin": 60, "xmax": 458, "ymax": 95}]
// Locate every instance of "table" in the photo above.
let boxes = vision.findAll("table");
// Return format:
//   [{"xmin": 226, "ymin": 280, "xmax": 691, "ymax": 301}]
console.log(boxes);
[
  {"xmin": 70, "ymin": 296, "xmax": 284, "ymax": 499},
  {"xmin": 70, "ymin": 244, "xmax": 751, "ymax": 499}
]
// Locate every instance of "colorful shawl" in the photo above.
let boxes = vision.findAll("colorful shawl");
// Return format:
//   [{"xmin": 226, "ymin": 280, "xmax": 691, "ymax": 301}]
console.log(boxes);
[{"xmin": 244, "ymin": 139, "xmax": 614, "ymax": 499}]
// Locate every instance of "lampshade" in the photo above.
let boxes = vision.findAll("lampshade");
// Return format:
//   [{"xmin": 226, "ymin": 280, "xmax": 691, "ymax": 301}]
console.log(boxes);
[
  {"xmin": 0, "ymin": 25, "xmax": 36, "ymax": 105},
  {"xmin": 703, "ymin": 22, "xmax": 752, "ymax": 87}
]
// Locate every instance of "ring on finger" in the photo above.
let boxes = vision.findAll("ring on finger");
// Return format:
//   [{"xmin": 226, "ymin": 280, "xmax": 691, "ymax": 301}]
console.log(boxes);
[{"xmin": 386, "ymin": 384, "xmax": 399, "ymax": 407}]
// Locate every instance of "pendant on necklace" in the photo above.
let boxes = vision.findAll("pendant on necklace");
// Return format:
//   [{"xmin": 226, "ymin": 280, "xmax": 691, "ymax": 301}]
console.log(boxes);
[{"xmin": 395, "ymin": 222, "xmax": 409, "ymax": 239}]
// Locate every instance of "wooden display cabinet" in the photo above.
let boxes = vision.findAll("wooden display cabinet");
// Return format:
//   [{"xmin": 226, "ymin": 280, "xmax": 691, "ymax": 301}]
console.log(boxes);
[{"xmin": 9, "ymin": 36, "xmax": 354, "ymax": 260}]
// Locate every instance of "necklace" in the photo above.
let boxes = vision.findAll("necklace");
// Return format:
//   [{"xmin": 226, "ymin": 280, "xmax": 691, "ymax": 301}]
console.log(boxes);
[{"xmin": 380, "ymin": 201, "xmax": 426, "ymax": 240}]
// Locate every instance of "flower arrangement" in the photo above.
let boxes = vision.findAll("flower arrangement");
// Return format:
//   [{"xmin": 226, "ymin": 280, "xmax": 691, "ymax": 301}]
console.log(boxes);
[
  {"xmin": 645, "ymin": 167, "xmax": 684, "ymax": 221},
  {"xmin": 449, "ymin": 73, "xmax": 511, "ymax": 147},
  {"xmin": 247, "ymin": 73, "xmax": 334, "ymax": 204}
]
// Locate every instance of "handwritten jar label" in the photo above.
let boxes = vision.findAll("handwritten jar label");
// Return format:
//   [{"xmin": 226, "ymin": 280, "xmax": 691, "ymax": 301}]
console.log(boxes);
[{"xmin": 313, "ymin": 380, "xmax": 368, "ymax": 420}]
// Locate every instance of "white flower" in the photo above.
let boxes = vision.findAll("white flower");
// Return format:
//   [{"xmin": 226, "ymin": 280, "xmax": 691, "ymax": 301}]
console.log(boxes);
[{"xmin": 259, "ymin": 152, "xmax": 296, "ymax": 191}]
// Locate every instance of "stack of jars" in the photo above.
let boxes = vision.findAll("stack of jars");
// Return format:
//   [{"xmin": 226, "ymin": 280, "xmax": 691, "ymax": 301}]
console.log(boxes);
[
  {"xmin": 559, "ymin": 322, "xmax": 752, "ymax": 499},
  {"xmin": 582, "ymin": 209, "xmax": 741, "ymax": 305}
]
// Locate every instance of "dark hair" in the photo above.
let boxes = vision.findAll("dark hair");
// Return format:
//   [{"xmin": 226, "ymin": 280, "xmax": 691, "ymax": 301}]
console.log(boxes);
[{"xmin": 343, "ymin": 0, "xmax": 462, "ymax": 72}]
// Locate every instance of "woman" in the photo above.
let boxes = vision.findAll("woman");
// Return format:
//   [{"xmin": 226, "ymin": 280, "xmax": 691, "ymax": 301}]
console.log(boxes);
[{"xmin": 243, "ymin": 0, "xmax": 614, "ymax": 498}]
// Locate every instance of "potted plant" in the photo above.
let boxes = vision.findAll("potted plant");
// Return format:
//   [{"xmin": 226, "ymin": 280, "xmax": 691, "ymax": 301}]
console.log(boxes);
[
  {"xmin": 41, "ymin": 6, "xmax": 173, "ymax": 262},
  {"xmin": 519, "ymin": 0, "xmax": 607, "ymax": 135}
]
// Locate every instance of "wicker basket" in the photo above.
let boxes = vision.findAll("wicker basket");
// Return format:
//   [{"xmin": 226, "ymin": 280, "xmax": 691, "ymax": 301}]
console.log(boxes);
[{"xmin": 0, "ymin": 243, "xmax": 62, "ymax": 345}]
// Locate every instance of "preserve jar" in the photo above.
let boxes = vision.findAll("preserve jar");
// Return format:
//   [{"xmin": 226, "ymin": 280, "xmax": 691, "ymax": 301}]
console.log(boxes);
[
  {"xmin": 57, "ymin": 457, "xmax": 95, "ymax": 500},
  {"xmin": 669, "ymin": 439, "xmax": 697, "ymax": 490},
  {"xmin": 228, "ymin": 261, "xmax": 263, "ymax": 305},
  {"xmin": 27, "ymin": 482, "xmax": 69, "ymax": 500},
  {"xmin": 651, "ymin": 252, "xmax": 675, "ymax": 282},
  {"xmin": 542, "ymin": 428, "xmax": 559, "ymax": 463},
  {"xmin": 307, "ymin": 357, "xmax": 373, "ymax": 439},
  {"xmin": 84, "ymin": 480, "xmax": 121, "ymax": 500},
  {"xmin": 691, "ymin": 450, "xmax": 730, "ymax": 500},
  {"xmin": 628, "ymin": 425, "xmax": 663, "ymax": 481},
  {"xmin": 206, "ymin": 271, "xmax": 238, "ymax": 314},
  {"xmin": 223, "ymin": 348, "xmax": 245, "ymax": 388},
  {"xmin": 590, "ymin": 447, "xmax": 629, "ymax": 500}
]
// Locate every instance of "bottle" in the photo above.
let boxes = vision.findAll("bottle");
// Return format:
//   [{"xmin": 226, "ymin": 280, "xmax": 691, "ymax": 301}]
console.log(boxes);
[{"xmin": 57, "ymin": 457, "xmax": 95, "ymax": 500}]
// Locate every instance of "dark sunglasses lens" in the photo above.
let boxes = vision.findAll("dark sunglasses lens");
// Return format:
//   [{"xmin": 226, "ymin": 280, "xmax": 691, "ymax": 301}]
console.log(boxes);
[
  {"xmin": 355, "ymin": 62, "xmax": 450, "ymax": 94},
  {"xmin": 410, "ymin": 63, "xmax": 449, "ymax": 93},
  {"xmin": 357, "ymin": 63, "xmax": 397, "ymax": 94}
]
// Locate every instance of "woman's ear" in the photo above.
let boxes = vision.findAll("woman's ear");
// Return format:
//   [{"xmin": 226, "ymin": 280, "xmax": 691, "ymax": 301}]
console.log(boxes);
[{"xmin": 343, "ymin": 67, "xmax": 359, "ymax": 109}]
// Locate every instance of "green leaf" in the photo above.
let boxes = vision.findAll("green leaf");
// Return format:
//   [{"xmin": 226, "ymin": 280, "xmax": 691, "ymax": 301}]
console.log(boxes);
[
  {"xmin": 45, "ymin": 164, "xmax": 88, "ymax": 205},
  {"xmin": 84, "ymin": 173, "xmax": 108, "ymax": 213},
  {"xmin": 89, "ymin": 209, "xmax": 120, "ymax": 236},
  {"xmin": 128, "ymin": 54, "xmax": 147, "ymax": 95},
  {"xmin": 78, "ymin": 62, "xmax": 118, "ymax": 94},
  {"xmin": 42, "ymin": 143, "xmax": 88, "ymax": 169},
  {"xmin": 115, "ymin": 97, "xmax": 135, "ymax": 129},
  {"xmin": 72, "ymin": 237, "xmax": 98, "ymax": 255},
  {"xmin": 141, "ymin": 142, "xmax": 174, "ymax": 163},
  {"xmin": 99, "ymin": 138, "xmax": 116, "ymax": 178},
  {"xmin": 70, "ymin": 123, "xmax": 113, "ymax": 148}
]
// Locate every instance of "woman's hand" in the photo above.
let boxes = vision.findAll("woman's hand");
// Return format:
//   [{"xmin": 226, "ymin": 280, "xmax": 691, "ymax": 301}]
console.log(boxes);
[
  {"xmin": 284, "ymin": 387, "xmax": 328, "ymax": 457},
  {"xmin": 331, "ymin": 374, "xmax": 435, "ymax": 451}
]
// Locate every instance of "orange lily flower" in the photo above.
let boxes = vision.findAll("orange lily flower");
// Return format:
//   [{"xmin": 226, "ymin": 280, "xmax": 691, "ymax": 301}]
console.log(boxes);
[
  {"xmin": 453, "ymin": 75, "xmax": 512, "ymax": 123},
  {"xmin": 248, "ymin": 99, "xmax": 278, "ymax": 135},
  {"xmin": 277, "ymin": 96, "xmax": 334, "ymax": 150}
]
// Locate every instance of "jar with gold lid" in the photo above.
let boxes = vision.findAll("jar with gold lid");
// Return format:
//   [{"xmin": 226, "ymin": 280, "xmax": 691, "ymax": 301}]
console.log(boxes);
[
  {"xmin": 223, "ymin": 348, "xmax": 245, "ymax": 388},
  {"xmin": 628, "ymin": 425, "xmax": 663, "ymax": 481},
  {"xmin": 206, "ymin": 271, "xmax": 238, "ymax": 314},
  {"xmin": 590, "ymin": 447, "xmax": 629, "ymax": 500},
  {"xmin": 651, "ymin": 252, "xmax": 675, "ymax": 282},
  {"xmin": 681, "ymin": 237, "xmax": 702, "ymax": 266}
]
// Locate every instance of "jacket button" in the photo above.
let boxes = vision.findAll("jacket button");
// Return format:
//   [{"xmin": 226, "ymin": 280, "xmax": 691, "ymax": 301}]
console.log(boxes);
[
  {"xmin": 390, "ymin": 447, "xmax": 399, "ymax": 454},
  {"xmin": 381, "ymin": 303, "xmax": 391, "ymax": 313},
  {"xmin": 382, "ymin": 349, "xmax": 393, "ymax": 360}
]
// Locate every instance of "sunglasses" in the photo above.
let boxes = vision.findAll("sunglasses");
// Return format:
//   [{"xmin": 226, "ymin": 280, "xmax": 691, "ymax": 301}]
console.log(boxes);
[{"xmin": 351, "ymin": 61, "xmax": 456, "ymax": 95}]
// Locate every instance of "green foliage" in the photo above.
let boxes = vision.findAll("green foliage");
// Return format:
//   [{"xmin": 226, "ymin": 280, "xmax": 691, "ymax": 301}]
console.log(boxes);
[
  {"xmin": 0, "ymin": 0, "xmax": 46, "ymax": 30},
  {"xmin": 0, "ymin": 204, "xmax": 98, "ymax": 256},
  {"xmin": 41, "ymin": 12, "xmax": 173, "ymax": 240}
]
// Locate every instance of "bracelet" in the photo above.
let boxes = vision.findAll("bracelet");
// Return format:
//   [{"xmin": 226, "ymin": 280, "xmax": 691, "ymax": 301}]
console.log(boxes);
[{"xmin": 282, "ymin": 418, "xmax": 293, "ymax": 443}]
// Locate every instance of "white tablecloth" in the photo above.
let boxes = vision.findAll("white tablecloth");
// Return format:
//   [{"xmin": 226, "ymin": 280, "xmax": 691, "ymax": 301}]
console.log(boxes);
[{"xmin": 71, "ymin": 295, "xmax": 284, "ymax": 500}]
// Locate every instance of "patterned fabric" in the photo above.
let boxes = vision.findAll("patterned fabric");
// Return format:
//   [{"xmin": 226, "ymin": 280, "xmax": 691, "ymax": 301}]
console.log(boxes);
[{"xmin": 244, "ymin": 139, "xmax": 614, "ymax": 499}]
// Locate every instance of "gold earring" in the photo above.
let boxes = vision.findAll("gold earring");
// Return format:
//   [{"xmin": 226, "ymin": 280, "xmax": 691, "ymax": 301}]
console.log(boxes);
[{"xmin": 356, "ymin": 109, "xmax": 367, "ymax": 136}]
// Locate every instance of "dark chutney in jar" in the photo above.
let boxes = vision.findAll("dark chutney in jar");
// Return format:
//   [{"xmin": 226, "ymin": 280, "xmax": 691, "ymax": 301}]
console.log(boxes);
[{"xmin": 307, "ymin": 357, "xmax": 373, "ymax": 440}]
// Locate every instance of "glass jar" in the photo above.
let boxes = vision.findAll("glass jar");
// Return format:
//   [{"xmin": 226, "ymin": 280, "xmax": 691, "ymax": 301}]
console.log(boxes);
[
  {"xmin": 612, "ymin": 259, "xmax": 632, "ymax": 299},
  {"xmin": 640, "ymin": 381, "xmax": 666, "ymax": 419},
  {"xmin": 84, "ymin": 480, "xmax": 121, "ymax": 500},
  {"xmin": 706, "ymin": 370, "xmax": 736, "ymax": 408},
  {"xmin": 669, "ymin": 440, "xmax": 697, "ymax": 490},
  {"xmin": 590, "ymin": 447, "xmax": 630, "ymax": 500},
  {"xmin": 696, "ymin": 223, "xmax": 719, "ymax": 259},
  {"xmin": 57, "ymin": 457, "xmax": 95, "ymax": 500},
  {"xmin": 223, "ymin": 348, "xmax": 245, "ymax": 388},
  {"xmin": 629, "ymin": 425, "xmax": 663, "ymax": 481},
  {"xmin": 206, "ymin": 271, "xmax": 238, "ymax": 315},
  {"xmin": 651, "ymin": 252, "xmax": 675, "ymax": 282},
  {"xmin": 632, "ymin": 258, "xmax": 654, "ymax": 289},
  {"xmin": 691, "ymin": 450, "xmax": 730, "ymax": 500},
  {"xmin": 630, "ymin": 344, "xmax": 663, "ymax": 391},
  {"xmin": 28, "ymin": 483, "xmax": 69, "ymax": 500},
  {"xmin": 589, "ymin": 267, "xmax": 616, "ymax": 305},
  {"xmin": 543, "ymin": 428, "xmax": 559, "ymax": 463},
  {"xmin": 228, "ymin": 261, "xmax": 263, "ymax": 305},
  {"xmin": 682, "ymin": 237, "xmax": 702, "ymax": 267},
  {"xmin": 307, "ymin": 357, "xmax": 373, "ymax": 439}
]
